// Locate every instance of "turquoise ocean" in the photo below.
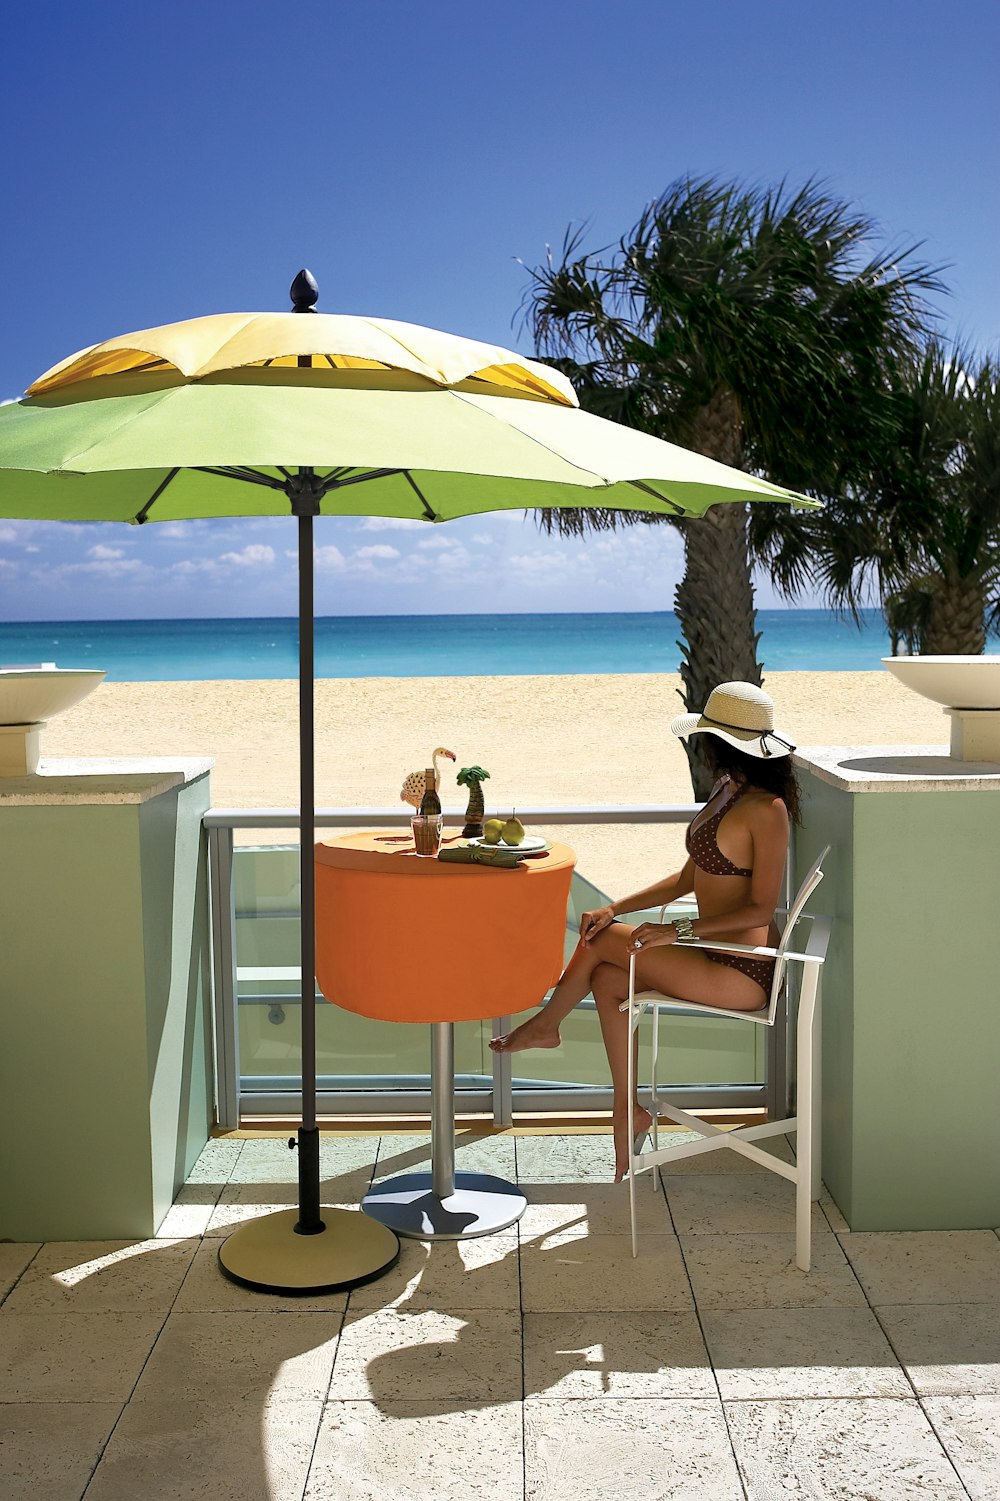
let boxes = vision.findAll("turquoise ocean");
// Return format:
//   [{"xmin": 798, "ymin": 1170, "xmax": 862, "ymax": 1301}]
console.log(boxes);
[{"xmin": 0, "ymin": 610, "xmax": 903, "ymax": 681}]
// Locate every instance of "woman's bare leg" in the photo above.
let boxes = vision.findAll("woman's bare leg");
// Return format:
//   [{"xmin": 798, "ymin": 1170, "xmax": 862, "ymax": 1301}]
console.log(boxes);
[
  {"xmin": 489, "ymin": 925, "xmax": 635, "ymax": 1053},
  {"xmin": 591, "ymin": 961, "xmax": 652, "ymax": 1182}
]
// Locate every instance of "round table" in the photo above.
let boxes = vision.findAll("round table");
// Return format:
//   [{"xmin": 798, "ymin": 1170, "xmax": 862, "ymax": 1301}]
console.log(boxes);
[{"xmin": 314, "ymin": 831, "xmax": 576, "ymax": 1238}]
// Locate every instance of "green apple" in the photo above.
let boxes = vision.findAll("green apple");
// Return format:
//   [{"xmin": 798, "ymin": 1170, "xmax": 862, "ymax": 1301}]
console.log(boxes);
[{"xmin": 482, "ymin": 818, "xmax": 504, "ymax": 845}]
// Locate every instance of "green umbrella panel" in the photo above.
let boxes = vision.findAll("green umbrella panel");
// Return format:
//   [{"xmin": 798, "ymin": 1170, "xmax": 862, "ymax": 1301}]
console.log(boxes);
[{"xmin": 0, "ymin": 373, "xmax": 816, "ymax": 523}]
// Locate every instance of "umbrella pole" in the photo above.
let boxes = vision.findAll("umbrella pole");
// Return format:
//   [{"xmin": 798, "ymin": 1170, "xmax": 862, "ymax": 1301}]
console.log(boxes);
[
  {"xmin": 295, "ymin": 508, "xmax": 322, "ymax": 1234},
  {"xmin": 216, "ymin": 470, "xmax": 400, "ymax": 1293}
]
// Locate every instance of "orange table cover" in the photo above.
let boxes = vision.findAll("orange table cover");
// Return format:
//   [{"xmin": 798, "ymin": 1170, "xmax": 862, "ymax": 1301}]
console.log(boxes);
[{"xmin": 315, "ymin": 833, "xmax": 576, "ymax": 1024}]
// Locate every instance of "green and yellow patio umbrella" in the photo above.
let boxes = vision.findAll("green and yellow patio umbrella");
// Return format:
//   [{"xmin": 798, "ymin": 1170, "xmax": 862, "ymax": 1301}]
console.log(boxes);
[{"xmin": 0, "ymin": 271, "xmax": 818, "ymax": 1293}]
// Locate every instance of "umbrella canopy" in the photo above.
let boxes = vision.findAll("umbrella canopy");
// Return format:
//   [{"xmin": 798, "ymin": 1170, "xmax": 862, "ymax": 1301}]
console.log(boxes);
[
  {"xmin": 27, "ymin": 309, "xmax": 579, "ymax": 404},
  {"xmin": 0, "ymin": 371, "xmax": 813, "ymax": 524},
  {"xmin": 0, "ymin": 280, "xmax": 818, "ymax": 1292}
]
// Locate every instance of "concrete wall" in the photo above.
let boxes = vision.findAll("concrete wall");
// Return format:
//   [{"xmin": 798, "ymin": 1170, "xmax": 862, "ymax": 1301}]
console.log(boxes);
[
  {"xmin": 796, "ymin": 767, "xmax": 1000, "ymax": 1230},
  {"xmin": 0, "ymin": 771, "xmax": 212, "ymax": 1240}
]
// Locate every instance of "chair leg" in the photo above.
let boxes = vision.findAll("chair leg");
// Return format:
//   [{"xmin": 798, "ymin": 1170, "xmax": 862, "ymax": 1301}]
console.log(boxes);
[
  {"xmin": 811, "ymin": 974, "xmax": 823, "ymax": 1200},
  {"xmin": 794, "ymin": 965, "xmax": 821, "ymax": 1273},
  {"xmin": 649, "ymin": 1002, "xmax": 660, "ymax": 1191},
  {"xmin": 626, "ymin": 961, "xmax": 640, "ymax": 1257}
]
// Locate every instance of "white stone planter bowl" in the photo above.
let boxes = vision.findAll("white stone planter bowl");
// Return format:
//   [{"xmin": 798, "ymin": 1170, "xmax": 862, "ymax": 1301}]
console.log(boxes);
[
  {"xmin": 0, "ymin": 667, "xmax": 107, "ymax": 726},
  {"xmin": 882, "ymin": 656, "xmax": 1000, "ymax": 709}
]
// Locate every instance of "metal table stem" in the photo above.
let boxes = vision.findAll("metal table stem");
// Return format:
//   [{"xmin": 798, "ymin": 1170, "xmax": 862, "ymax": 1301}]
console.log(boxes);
[{"xmin": 361, "ymin": 1021, "xmax": 527, "ymax": 1239}]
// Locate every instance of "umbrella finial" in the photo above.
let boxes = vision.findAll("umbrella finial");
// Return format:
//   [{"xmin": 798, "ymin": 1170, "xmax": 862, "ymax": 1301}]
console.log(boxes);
[{"xmin": 290, "ymin": 270, "xmax": 319, "ymax": 313}]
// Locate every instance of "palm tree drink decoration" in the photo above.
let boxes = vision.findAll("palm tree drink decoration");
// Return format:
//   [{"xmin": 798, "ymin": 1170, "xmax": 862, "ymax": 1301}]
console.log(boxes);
[{"xmin": 457, "ymin": 766, "xmax": 491, "ymax": 838}]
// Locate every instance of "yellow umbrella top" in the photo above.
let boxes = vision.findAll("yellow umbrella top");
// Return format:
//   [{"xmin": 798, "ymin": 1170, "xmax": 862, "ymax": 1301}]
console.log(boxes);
[{"xmin": 27, "ymin": 311, "xmax": 578, "ymax": 407}]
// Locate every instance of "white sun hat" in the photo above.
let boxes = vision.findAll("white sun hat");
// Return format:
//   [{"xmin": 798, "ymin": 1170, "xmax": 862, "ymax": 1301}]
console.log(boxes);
[{"xmin": 670, "ymin": 681, "xmax": 796, "ymax": 759}]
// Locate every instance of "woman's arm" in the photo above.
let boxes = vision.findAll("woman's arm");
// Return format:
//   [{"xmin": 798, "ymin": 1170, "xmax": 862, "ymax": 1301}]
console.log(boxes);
[{"xmin": 578, "ymin": 857, "xmax": 696, "ymax": 944}]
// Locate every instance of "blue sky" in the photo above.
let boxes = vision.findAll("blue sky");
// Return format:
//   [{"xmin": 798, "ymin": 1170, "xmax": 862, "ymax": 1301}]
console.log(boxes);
[{"xmin": 1, "ymin": 0, "xmax": 997, "ymax": 620}]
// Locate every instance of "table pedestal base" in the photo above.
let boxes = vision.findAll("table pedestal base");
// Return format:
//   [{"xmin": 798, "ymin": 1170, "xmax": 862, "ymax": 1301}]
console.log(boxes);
[
  {"xmin": 362, "ymin": 1171, "xmax": 526, "ymax": 1239},
  {"xmin": 360, "ymin": 1021, "xmax": 526, "ymax": 1239}
]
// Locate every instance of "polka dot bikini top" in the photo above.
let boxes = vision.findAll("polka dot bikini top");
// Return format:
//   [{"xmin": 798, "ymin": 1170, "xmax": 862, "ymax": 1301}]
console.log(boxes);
[{"xmin": 685, "ymin": 778, "xmax": 753, "ymax": 877}]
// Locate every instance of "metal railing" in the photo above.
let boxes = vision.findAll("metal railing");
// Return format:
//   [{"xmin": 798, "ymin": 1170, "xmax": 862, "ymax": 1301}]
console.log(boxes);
[{"xmin": 205, "ymin": 804, "xmax": 786, "ymax": 1126}]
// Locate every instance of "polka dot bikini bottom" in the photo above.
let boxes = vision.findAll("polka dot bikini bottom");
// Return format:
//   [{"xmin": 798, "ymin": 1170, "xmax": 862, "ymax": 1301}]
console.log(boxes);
[{"xmin": 704, "ymin": 949, "xmax": 775, "ymax": 996}]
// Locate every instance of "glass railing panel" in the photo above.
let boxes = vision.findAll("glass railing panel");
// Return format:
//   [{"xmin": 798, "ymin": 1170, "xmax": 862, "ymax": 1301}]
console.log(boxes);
[{"xmin": 234, "ymin": 842, "xmax": 488, "ymax": 1094}]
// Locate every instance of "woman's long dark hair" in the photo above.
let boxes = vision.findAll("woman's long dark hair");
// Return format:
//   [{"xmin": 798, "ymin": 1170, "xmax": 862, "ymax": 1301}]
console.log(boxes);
[{"xmin": 702, "ymin": 736, "xmax": 802, "ymax": 825}]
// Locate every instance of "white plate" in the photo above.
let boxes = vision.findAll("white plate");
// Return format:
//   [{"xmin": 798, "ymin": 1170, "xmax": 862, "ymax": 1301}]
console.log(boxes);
[{"xmin": 466, "ymin": 834, "xmax": 548, "ymax": 852}]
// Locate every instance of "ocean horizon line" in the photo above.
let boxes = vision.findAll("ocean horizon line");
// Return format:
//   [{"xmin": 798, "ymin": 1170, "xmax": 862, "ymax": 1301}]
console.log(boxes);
[
  {"xmin": 3, "ymin": 605, "xmax": 883, "ymax": 626},
  {"xmin": 0, "ymin": 607, "xmax": 924, "ymax": 681}
]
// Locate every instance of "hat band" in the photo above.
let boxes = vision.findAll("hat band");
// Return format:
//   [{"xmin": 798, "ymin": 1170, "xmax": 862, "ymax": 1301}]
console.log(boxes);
[{"xmin": 700, "ymin": 713, "xmax": 796, "ymax": 758}]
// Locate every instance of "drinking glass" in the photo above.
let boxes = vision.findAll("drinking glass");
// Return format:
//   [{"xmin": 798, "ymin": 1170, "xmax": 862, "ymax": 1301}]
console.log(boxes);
[{"xmin": 411, "ymin": 813, "xmax": 443, "ymax": 857}]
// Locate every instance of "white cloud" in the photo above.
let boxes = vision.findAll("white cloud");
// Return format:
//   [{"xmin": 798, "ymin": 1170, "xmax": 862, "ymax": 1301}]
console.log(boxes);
[
  {"xmin": 433, "ymin": 545, "xmax": 472, "ymax": 573},
  {"xmin": 314, "ymin": 545, "xmax": 347, "ymax": 572},
  {"xmin": 171, "ymin": 558, "xmax": 219, "ymax": 575},
  {"xmin": 159, "ymin": 523, "xmax": 192, "ymax": 539},
  {"xmin": 356, "ymin": 544, "xmax": 400, "ymax": 560},
  {"xmin": 87, "ymin": 544, "xmax": 125, "ymax": 561},
  {"xmin": 416, "ymin": 535, "xmax": 457, "ymax": 550},
  {"xmin": 56, "ymin": 557, "xmax": 147, "ymax": 578},
  {"xmin": 507, "ymin": 551, "xmax": 565, "ymax": 578},
  {"xmin": 358, "ymin": 516, "xmax": 425, "ymax": 532},
  {"xmin": 218, "ymin": 544, "xmax": 276, "ymax": 567},
  {"xmin": 0, "ymin": 525, "xmax": 17, "ymax": 543}
]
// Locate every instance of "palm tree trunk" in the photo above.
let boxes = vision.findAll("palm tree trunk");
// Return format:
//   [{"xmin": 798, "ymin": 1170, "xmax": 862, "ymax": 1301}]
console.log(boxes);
[
  {"xmin": 921, "ymin": 574, "xmax": 986, "ymax": 654},
  {"xmin": 674, "ymin": 391, "xmax": 763, "ymax": 799},
  {"xmin": 462, "ymin": 781, "xmax": 486, "ymax": 838}
]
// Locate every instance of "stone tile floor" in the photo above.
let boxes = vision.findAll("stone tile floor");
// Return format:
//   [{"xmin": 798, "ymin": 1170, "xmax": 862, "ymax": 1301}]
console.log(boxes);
[{"xmin": 3, "ymin": 1130, "xmax": 1000, "ymax": 1500}]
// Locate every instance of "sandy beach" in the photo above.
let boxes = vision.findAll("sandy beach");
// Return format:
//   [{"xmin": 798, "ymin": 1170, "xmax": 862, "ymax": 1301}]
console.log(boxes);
[{"xmin": 43, "ymin": 670, "xmax": 946, "ymax": 896}]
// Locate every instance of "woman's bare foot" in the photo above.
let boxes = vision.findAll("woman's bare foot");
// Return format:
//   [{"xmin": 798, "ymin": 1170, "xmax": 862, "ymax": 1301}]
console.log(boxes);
[
  {"xmin": 489, "ymin": 1013, "xmax": 561, "ymax": 1054},
  {"xmin": 612, "ymin": 1104, "xmax": 653, "ymax": 1183}
]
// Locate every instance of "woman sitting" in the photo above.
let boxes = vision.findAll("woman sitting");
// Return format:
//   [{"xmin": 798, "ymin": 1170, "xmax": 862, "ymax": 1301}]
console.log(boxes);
[{"xmin": 490, "ymin": 681, "xmax": 800, "ymax": 1181}]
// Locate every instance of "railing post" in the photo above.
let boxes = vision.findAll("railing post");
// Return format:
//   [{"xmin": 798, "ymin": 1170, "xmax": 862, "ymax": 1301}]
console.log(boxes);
[
  {"xmin": 491, "ymin": 1016, "xmax": 513, "ymax": 1127},
  {"xmin": 208, "ymin": 824, "xmax": 240, "ymax": 1130}
]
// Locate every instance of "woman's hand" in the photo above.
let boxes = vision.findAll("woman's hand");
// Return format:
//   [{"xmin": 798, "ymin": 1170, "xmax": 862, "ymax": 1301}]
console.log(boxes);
[
  {"xmin": 628, "ymin": 921, "xmax": 678, "ymax": 953},
  {"xmin": 579, "ymin": 905, "xmax": 615, "ymax": 944}
]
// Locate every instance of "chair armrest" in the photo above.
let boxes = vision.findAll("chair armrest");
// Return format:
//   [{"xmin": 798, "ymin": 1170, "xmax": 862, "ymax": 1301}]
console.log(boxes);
[
  {"xmin": 678, "ymin": 938, "xmax": 780, "ymax": 958},
  {"xmin": 677, "ymin": 937, "xmax": 824, "ymax": 965}
]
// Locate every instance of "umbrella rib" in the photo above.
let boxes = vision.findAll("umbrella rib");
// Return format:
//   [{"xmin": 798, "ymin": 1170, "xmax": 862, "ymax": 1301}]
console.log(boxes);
[
  {"xmin": 324, "ymin": 468, "xmax": 404, "ymax": 491},
  {"xmin": 192, "ymin": 465, "xmax": 286, "ymax": 489},
  {"xmin": 402, "ymin": 471, "xmax": 440, "ymax": 521},
  {"xmin": 318, "ymin": 467, "xmax": 352, "ymax": 489},
  {"xmin": 134, "ymin": 467, "xmax": 181, "ymax": 524},
  {"xmin": 626, "ymin": 480, "xmax": 688, "ymax": 515}
]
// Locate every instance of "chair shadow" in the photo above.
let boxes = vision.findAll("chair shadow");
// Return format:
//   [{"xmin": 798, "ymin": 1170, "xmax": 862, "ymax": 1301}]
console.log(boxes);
[{"xmin": 354, "ymin": 1171, "xmax": 704, "ymax": 1415}]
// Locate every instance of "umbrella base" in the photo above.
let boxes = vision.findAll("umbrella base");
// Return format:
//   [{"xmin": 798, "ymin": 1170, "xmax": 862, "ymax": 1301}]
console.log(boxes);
[
  {"xmin": 361, "ymin": 1171, "xmax": 527, "ymax": 1239},
  {"xmin": 217, "ymin": 1207, "xmax": 400, "ymax": 1295}
]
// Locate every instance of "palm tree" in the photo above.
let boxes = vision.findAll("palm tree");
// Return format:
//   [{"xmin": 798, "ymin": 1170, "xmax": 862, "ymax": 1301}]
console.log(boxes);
[
  {"xmin": 457, "ymin": 765, "xmax": 491, "ymax": 837},
  {"xmin": 771, "ymin": 345, "xmax": 1000, "ymax": 656},
  {"xmin": 523, "ymin": 177, "xmax": 939, "ymax": 795},
  {"xmin": 883, "ymin": 350, "xmax": 1000, "ymax": 654}
]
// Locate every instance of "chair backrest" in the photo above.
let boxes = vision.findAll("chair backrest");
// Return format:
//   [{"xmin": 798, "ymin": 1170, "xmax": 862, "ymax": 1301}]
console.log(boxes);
[{"xmin": 763, "ymin": 844, "xmax": 830, "ymax": 1023}]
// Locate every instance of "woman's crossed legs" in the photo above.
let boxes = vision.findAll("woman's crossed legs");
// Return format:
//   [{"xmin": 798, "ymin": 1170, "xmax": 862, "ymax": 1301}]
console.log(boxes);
[{"xmin": 490, "ymin": 922, "xmax": 766, "ymax": 1180}]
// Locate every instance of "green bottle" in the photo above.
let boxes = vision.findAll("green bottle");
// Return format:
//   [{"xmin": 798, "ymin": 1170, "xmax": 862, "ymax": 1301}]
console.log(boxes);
[{"xmin": 419, "ymin": 767, "xmax": 442, "ymax": 817}]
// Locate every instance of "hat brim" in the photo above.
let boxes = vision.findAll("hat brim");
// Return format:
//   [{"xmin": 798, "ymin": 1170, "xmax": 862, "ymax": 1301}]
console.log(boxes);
[{"xmin": 669, "ymin": 711, "xmax": 793, "ymax": 759}]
